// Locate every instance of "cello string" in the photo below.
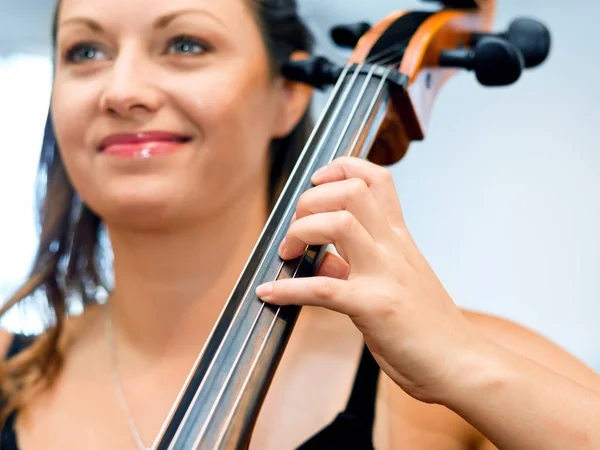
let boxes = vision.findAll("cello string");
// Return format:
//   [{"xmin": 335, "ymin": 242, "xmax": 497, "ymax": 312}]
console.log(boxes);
[
  {"xmin": 366, "ymin": 42, "xmax": 406, "ymax": 65},
  {"xmin": 192, "ymin": 63, "xmax": 369, "ymax": 445},
  {"xmin": 369, "ymin": 43, "xmax": 405, "ymax": 66},
  {"xmin": 214, "ymin": 67, "xmax": 392, "ymax": 445},
  {"xmin": 327, "ymin": 64, "xmax": 378, "ymax": 161},
  {"xmin": 169, "ymin": 64, "xmax": 368, "ymax": 446},
  {"xmin": 347, "ymin": 70, "xmax": 391, "ymax": 159},
  {"xmin": 211, "ymin": 302, "xmax": 281, "ymax": 449},
  {"xmin": 192, "ymin": 303, "xmax": 269, "ymax": 448},
  {"xmin": 161, "ymin": 65, "xmax": 355, "ymax": 449},
  {"xmin": 208, "ymin": 248, "xmax": 307, "ymax": 449},
  {"xmin": 374, "ymin": 53, "xmax": 403, "ymax": 67},
  {"xmin": 365, "ymin": 45, "xmax": 397, "ymax": 64}
]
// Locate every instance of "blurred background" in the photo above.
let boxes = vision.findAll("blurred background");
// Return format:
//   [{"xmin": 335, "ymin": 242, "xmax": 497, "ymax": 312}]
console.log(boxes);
[{"xmin": 0, "ymin": 0, "xmax": 598, "ymax": 368}]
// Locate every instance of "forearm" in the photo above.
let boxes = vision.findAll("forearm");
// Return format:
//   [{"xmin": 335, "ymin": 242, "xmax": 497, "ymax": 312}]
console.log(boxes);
[{"xmin": 438, "ymin": 340, "xmax": 600, "ymax": 450}]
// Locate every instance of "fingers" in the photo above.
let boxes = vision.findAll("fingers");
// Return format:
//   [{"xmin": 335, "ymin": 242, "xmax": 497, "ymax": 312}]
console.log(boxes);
[
  {"xmin": 255, "ymin": 276, "xmax": 362, "ymax": 318},
  {"xmin": 315, "ymin": 250, "xmax": 350, "ymax": 280},
  {"xmin": 294, "ymin": 177, "xmax": 393, "ymax": 242},
  {"xmin": 264, "ymin": 157, "xmax": 407, "ymax": 318},
  {"xmin": 280, "ymin": 211, "xmax": 378, "ymax": 273},
  {"xmin": 311, "ymin": 156, "xmax": 406, "ymax": 230}
]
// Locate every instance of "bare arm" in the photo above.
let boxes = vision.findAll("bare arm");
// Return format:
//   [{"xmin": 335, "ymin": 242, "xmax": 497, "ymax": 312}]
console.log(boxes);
[
  {"xmin": 258, "ymin": 157, "xmax": 600, "ymax": 450},
  {"xmin": 446, "ymin": 312, "xmax": 600, "ymax": 450}
]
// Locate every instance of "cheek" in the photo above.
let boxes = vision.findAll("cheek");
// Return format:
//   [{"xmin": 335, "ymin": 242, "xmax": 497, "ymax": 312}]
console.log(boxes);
[
  {"xmin": 50, "ymin": 78, "xmax": 99, "ymax": 199},
  {"xmin": 173, "ymin": 67, "xmax": 278, "ymax": 192},
  {"xmin": 47, "ymin": 55, "xmax": 280, "ymax": 226},
  {"xmin": 52, "ymin": 76, "xmax": 97, "ymax": 147}
]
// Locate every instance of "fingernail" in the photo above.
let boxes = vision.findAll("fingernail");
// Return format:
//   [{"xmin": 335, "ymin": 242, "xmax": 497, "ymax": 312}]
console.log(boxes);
[{"xmin": 256, "ymin": 282, "xmax": 273, "ymax": 300}]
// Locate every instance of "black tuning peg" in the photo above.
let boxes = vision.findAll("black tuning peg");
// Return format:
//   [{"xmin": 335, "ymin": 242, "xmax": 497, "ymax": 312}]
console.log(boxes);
[
  {"xmin": 280, "ymin": 56, "xmax": 343, "ymax": 89},
  {"xmin": 330, "ymin": 22, "xmax": 372, "ymax": 49},
  {"xmin": 439, "ymin": 36, "xmax": 524, "ymax": 87},
  {"xmin": 472, "ymin": 17, "xmax": 551, "ymax": 68},
  {"xmin": 420, "ymin": 0, "xmax": 478, "ymax": 8}
]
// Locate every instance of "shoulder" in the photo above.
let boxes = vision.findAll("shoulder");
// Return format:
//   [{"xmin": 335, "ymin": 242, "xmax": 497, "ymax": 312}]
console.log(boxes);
[
  {"xmin": 0, "ymin": 305, "xmax": 102, "ymax": 362},
  {"xmin": 462, "ymin": 309, "xmax": 600, "ymax": 393}
]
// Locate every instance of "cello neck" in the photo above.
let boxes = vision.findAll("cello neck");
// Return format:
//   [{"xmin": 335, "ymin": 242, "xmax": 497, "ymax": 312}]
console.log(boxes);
[{"xmin": 154, "ymin": 63, "xmax": 406, "ymax": 450}]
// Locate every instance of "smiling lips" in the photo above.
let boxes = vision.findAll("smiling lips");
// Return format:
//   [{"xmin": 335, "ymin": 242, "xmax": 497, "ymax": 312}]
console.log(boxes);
[{"xmin": 98, "ymin": 132, "xmax": 192, "ymax": 158}]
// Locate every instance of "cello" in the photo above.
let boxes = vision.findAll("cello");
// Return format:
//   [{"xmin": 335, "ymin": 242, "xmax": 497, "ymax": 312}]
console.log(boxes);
[{"xmin": 149, "ymin": 1, "xmax": 552, "ymax": 448}]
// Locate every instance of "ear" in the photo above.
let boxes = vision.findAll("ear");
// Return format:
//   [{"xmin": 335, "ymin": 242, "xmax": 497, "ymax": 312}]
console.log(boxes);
[{"xmin": 271, "ymin": 51, "xmax": 314, "ymax": 138}]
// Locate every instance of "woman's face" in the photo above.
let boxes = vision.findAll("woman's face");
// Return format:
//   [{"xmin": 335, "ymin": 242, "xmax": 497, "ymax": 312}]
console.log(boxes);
[{"xmin": 52, "ymin": 0, "xmax": 301, "ymax": 229}]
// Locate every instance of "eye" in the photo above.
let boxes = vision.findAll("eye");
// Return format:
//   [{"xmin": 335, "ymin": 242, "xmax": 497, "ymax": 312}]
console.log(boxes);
[
  {"xmin": 65, "ymin": 43, "xmax": 107, "ymax": 63},
  {"xmin": 166, "ymin": 35, "xmax": 208, "ymax": 55}
]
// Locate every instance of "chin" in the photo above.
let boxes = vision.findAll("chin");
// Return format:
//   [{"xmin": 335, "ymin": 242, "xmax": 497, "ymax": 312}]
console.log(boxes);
[{"xmin": 89, "ymin": 179, "xmax": 207, "ymax": 231}]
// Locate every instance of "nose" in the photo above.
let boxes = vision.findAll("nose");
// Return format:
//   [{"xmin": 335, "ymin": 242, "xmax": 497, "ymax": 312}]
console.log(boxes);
[{"xmin": 99, "ymin": 53, "xmax": 162, "ymax": 119}]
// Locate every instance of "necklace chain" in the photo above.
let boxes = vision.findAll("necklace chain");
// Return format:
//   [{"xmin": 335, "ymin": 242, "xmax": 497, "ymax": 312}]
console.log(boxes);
[{"xmin": 104, "ymin": 304, "xmax": 153, "ymax": 450}]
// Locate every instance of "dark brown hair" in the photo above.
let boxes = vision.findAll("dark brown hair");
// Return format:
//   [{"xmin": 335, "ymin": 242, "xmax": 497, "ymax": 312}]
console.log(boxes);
[{"xmin": 0, "ymin": 0, "xmax": 314, "ymax": 427}]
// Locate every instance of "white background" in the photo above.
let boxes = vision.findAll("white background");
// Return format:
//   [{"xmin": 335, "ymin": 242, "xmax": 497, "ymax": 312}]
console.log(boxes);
[{"xmin": 0, "ymin": 0, "xmax": 598, "ymax": 368}]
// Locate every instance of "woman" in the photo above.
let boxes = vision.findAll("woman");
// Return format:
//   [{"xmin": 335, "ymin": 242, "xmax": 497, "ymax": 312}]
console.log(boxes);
[{"xmin": 1, "ymin": 0, "xmax": 599, "ymax": 448}]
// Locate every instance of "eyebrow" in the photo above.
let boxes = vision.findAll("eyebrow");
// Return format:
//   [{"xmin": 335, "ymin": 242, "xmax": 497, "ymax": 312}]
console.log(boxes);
[
  {"xmin": 58, "ymin": 8, "xmax": 227, "ymax": 32},
  {"xmin": 154, "ymin": 8, "xmax": 227, "ymax": 28}
]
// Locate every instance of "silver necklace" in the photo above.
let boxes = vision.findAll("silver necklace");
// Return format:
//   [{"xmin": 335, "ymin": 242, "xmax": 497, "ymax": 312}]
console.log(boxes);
[{"xmin": 104, "ymin": 304, "xmax": 153, "ymax": 450}]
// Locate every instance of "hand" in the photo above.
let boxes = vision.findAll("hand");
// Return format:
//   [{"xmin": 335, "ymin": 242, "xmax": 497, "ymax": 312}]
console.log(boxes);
[{"xmin": 256, "ymin": 156, "xmax": 487, "ymax": 402}]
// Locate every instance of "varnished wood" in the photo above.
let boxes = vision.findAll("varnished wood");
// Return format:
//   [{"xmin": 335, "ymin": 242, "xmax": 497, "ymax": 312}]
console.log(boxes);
[
  {"xmin": 348, "ymin": 11, "xmax": 412, "ymax": 65},
  {"xmin": 154, "ymin": 66, "xmax": 398, "ymax": 449},
  {"xmin": 154, "ymin": 3, "xmax": 506, "ymax": 448},
  {"xmin": 351, "ymin": 2, "xmax": 497, "ymax": 165}
]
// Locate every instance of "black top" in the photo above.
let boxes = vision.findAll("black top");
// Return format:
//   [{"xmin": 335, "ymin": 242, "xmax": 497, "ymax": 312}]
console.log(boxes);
[{"xmin": 1, "ymin": 334, "xmax": 380, "ymax": 449}]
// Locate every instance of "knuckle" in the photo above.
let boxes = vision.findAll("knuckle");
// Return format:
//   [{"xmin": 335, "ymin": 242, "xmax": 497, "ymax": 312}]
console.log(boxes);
[
  {"xmin": 335, "ymin": 155, "xmax": 352, "ymax": 165},
  {"xmin": 336, "ymin": 210, "xmax": 357, "ymax": 231},
  {"xmin": 347, "ymin": 178, "xmax": 369, "ymax": 197},
  {"xmin": 377, "ymin": 166, "xmax": 393, "ymax": 183},
  {"xmin": 372, "ymin": 289, "xmax": 400, "ymax": 318},
  {"xmin": 287, "ymin": 218, "xmax": 301, "ymax": 237},
  {"xmin": 394, "ymin": 224, "xmax": 413, "ymax": 244},
  {"xmin": 333, "ymin": 156, "xmax": 353, "ymax": 173},
  {"xmin": 296, "ymin": 190, "xmax": 313, "ymax": 215},
  {"xmin": 374, "ymin": 302, "xmax": 399, "ymax": 322},
  {"xmin": 314, "ymin": 278, "xmax": 335, "ymax": 300}
]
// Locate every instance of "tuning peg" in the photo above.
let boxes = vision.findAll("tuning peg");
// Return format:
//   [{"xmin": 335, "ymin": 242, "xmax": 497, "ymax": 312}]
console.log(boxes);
[
  {"xmin": 472, "ymin": 17, "xmax": 551, "ymax": 68},
  {"xmin": 330, "ymin": 22, "xmax": 372, "ymax": 49},
  {"xmin": 439, "ymin": 36, "xmax": 524, "ymax": 87},
  {"xmin": 280, "ymin": 56, "xmax": 343, "ymax": 89},
  {"xmin": 419, "ymin": 0, "xmax": 478, "ymax": 8}
]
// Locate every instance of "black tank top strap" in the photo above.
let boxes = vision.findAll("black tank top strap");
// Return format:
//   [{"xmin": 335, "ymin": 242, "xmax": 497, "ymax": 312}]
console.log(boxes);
[
  {"xmin": 343, "ymin": 343, "xmax": 381, "ymax": 428},
  {"xmin": 295, "ymin": 343, "xmax": 381, "ymax": 450},
  {"xmin": 1, "ymin": 333, "xmax": 37, "ymax": 450}
]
